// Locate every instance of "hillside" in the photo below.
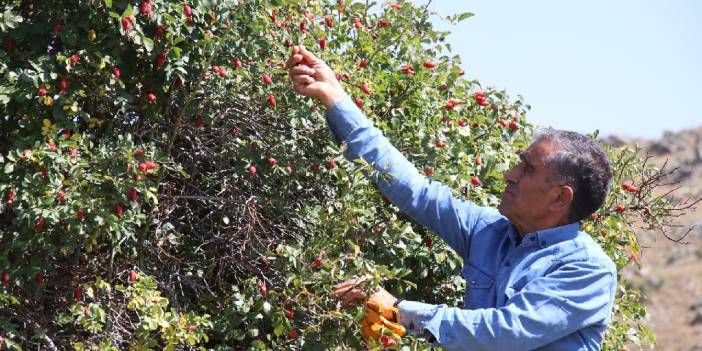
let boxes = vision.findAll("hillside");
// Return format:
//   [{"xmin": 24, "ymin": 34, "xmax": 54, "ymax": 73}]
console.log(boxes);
[{"xmin": 604, "ymin": 127, "xmax": 702, "ymax": 351}]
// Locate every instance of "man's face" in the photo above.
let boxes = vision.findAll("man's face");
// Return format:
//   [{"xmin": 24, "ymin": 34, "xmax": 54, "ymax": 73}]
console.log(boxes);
[{"xmin": 497, "ymin": 140, "xmax": 562, "ymax": 229}]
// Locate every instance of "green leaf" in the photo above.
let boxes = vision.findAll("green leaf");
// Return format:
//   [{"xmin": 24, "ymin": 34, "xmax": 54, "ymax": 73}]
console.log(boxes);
[
  {"xmin": 3, "ymin": 162, "xmax": 13, "ymax": 174},
  {"xmin": 122, "ymin": 5, "xmax": 134, "ymax": 18},
  {"xmin": 273, "ymin": 323, "xmax": 284, "ymax": 337},
  {"xmin": 457, "ymin": 12, "xmax": 475, "ymax": 21},
  {"xmin": 104, "ymin": 0, "xmax": 112, "ymax": 8},
  {"xmin": 142, "ymin": 37, "xmax": 154, "ymax": 52},
  {"xmin": 0, "ymin": 85, "xmax": 13, "ymax": 105}
]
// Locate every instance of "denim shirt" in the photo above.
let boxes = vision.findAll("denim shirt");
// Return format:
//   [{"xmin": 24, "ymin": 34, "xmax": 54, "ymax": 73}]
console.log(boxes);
[{"xmin": 325, "ymin": 95, "xmax": 617, "ymax": 351}]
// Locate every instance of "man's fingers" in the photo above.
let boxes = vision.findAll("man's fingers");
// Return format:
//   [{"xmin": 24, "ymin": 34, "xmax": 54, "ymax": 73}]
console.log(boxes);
[
  {"xmin": 340, "ymin": 289, "xmax": 367, "ymax": 308},
  {"xmin": 331, "ymin": 285, "xmax": 364, "ymax": 304},
  {"xmin": 299, "ymin": 46, "xmax": 320, "ymax": 65},
  {"xmin": 330, "ymin": 277, "xmax": 370, "ymax": 308},
  {"xmin": 292, "ymin": 74, "xmax": 313, "ymax": 85},
  {"xmin": 286, "ymin": 52, "xmax": 303, "ymax": 69},
  {"xmin": 332, "ymin": 279, "xmax": 362, "ymax": 295},
  {"xmin": 331, "ymin": 281, "xmax": 356, "ymax": 297},
  {"xmin": 290, "ymin": 65, "xmax": 316, "ymax": 76},
  {"xmin": 334, "ymin": 277, "xmax": 367, "ymax": 290}
]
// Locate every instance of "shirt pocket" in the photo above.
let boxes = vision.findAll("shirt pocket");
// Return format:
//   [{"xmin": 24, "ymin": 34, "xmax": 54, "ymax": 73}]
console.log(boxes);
[{"xmin": 461, "ymin": 264, "xmax": 495, "ymax": 309}]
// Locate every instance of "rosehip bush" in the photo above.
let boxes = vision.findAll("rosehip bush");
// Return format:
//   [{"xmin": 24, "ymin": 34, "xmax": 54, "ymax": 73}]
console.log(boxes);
[{"xmin": 0, "ymin": 0, "xmax": 688, "ymax": 349}]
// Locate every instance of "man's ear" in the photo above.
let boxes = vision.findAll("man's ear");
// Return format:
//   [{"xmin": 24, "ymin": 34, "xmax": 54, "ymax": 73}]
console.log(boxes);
[{"xmin": 551, "ymin": 185, "xmax": 574, "ymax": 212}]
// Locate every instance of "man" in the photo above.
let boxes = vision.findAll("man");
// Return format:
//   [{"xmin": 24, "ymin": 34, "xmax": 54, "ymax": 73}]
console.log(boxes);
[{"xmin": 287, "ymin": 46, "xmax": 617, "ymax": 350}]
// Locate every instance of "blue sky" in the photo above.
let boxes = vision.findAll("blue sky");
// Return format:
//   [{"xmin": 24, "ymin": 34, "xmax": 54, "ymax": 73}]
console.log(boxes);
[{"xmin": 413, "ymin": 0, "xmax": 702, "ymax": 139}]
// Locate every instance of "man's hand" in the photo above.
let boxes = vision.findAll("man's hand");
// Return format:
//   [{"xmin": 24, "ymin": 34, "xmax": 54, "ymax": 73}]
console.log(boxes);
[
  {"xmin": 286, "ymin": 45, "xmax": 345, "ymax": 109},
  {"xmin": 331, "ymin": 277, "xmax": 398, "ymax": 320},
  {"xmin": 331, "ymin": 278, "xmax": 405, "ymax": 348}
]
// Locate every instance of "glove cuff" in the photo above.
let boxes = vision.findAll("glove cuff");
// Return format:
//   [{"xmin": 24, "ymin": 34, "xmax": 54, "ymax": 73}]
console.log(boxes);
[{"xmin": 392, "ymin": 298, "xmax": 404, "ymax": 322}]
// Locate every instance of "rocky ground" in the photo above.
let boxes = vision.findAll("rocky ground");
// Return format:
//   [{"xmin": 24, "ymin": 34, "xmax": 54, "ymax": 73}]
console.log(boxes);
[{"xmin": 604, "ymin": 127, "xmax": 702, "ymax": 351}]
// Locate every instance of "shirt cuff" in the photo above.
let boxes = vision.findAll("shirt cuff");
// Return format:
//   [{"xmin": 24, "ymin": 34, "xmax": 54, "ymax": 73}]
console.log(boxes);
[
  {"xmin": 325, "ymin": 94, "xmax": 372, "ymax": 140},
  {"xmin": 397, "ymin": 300, "xmax": 444, "ymax": 338}
]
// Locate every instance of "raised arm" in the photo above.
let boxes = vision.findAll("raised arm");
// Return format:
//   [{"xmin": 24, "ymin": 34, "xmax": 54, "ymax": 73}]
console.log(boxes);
[{"xmin": 287, "ymin": 46, "xmax": 487, "ymax": 258}]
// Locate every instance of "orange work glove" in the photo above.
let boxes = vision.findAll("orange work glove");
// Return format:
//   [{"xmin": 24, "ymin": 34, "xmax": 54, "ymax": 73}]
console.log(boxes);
[{"xmin": 361, "ymin": 299, "xmax": 406, "ymax": 349}]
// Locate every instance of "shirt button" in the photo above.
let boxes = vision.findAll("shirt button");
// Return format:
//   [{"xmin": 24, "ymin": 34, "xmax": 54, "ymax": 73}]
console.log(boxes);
[{"xmin": 470, "ymin": 280, "xmax": 477, "ymax": 286}]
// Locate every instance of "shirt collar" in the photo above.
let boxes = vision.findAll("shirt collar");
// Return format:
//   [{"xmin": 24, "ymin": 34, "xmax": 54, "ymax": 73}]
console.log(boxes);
[{"xmin": 510, "ymin": 222, "xmax": 581, "ymax": 248}]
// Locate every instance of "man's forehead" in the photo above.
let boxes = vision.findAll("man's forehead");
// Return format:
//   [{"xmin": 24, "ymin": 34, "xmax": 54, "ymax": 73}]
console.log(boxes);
[{"xmin": 523, "ymin": 141, "xmax": 557, "ymax": 164}]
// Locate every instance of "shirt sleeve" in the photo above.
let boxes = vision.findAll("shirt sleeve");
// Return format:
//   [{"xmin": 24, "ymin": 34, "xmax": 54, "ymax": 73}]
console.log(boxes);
[
  {"xmin": 325, "ymin": 94, "xmax": 487, "ymax": 258},
  {"xmin": 397, "ymin": 260, "xmax": 616, "ymax": 351}
]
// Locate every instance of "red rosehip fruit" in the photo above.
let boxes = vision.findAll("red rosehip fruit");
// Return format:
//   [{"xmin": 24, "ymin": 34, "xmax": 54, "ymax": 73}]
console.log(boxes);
[
  {"xmin": 59, "ymin": 78, "xmax": 69, "ymax": 91},
  {"xmin": 471, "ymin": 176, "xmax": 482, "ymax": 186},
  {"xmin": 121, "ymin": 17, "xmax": 132, "ymax": 31},
  {"xmin": 129, "ymin": 270, "xmax": 137, "ymax": 283},
  {"xmin": 129, "ymin": 187, "xmax": 138, "ymax": 202},
  {"xmin": 139, "ymin": 2, "xmax": 152, "ymax": 15},
  {"xmin": 263, "ymin": 74, "xmax": 272, "ymax": 85},
  {"xmin": 354, "ymin": 96, "xmax": 364, "ymax": 108},
  {"xmin": 114, "ymin": 202, "xmax": 124, "ymax": 217},
  {"xmin": 258, "ymin": 281, "xmax": 267, "ymax": 297},
  {"xmin": 35, "ymin": 217, "xmax": 45, "ymax": 229},
  {"xmin": 508, "ymin": 121, "xmax": 519, "ymax": 132}
]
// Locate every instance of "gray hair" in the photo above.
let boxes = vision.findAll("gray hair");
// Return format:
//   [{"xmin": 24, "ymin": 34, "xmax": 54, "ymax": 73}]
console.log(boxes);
[{"xmin": 533, "ymin": 128, "xmax": 612, "ymax": 223}]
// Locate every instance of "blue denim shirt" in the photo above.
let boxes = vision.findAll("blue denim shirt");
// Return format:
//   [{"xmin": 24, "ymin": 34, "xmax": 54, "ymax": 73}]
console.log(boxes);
[{"xmin": 325, "ymin": 95, "xmax": 617, "ymax": 351}]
